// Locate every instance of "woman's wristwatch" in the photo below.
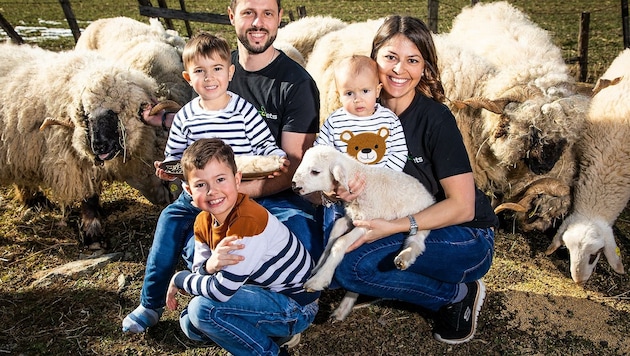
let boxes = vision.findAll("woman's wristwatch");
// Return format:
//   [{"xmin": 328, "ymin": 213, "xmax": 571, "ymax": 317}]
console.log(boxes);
[{"xmin": 407, "ymin": 215, "xmax": 418, "ymax": 236}]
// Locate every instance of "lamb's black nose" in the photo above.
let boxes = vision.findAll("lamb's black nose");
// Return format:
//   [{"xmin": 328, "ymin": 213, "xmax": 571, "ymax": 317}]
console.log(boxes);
[{"xmin": 291, "ymin": 182, "xmax": 301, "ymax": 193}]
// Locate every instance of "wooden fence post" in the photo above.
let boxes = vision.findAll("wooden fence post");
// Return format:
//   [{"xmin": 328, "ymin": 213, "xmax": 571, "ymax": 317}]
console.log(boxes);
[
  {"xmin": 428, "ymin": 0, "xmax": 438, "ymax": 33},
  {"xmin": 577, "ymin": 12, "xmax": 590, "ymax": 82},
  {"xmin": 0, "ymin": 12, "xmax": 24, "ymax": 44},
  {"xmin": 179, "ymin": 0, "xmax": 193, "ymax": 37},
  {"xmin": 157, "ymin": 0, "xmax": 175, "ymax": 30},
  {"xmin": 59, "ymin": 0, "xmax": 81, "ymax": 42},
  {"xmin": 622, "ymin": 0, "xmax": 630, "ymax": 48}
]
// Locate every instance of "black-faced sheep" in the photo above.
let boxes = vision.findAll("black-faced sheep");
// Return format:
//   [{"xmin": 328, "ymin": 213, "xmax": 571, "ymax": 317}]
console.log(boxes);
[
  {"xmin": 545, "ymin": 49, "xmax": 630, "ymax": 283},
  {"xmin": 75, "ymin": 17, "xmax": 192, "ymax": 107},
  {"xmin": 0, "ymin": 42, "xmax": 173, "ymax": 248},
  {"xmin": 291, "ymin": 145, "xmax": 435, "ymax": 320},
  {"xmin": 441, "ymin": 1, "xmax": 588, "ymax": 232}
]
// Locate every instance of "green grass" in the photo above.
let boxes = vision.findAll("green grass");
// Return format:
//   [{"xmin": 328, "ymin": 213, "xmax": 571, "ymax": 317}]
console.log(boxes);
[{"xmin": 0, "ymin": 0, "xmax": 624, "ymax": 81}]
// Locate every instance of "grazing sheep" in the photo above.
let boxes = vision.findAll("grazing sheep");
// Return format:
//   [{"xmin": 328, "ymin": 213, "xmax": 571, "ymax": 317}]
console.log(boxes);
[
  {"xmin": 0, "ymin": 42, "xmax": 172, "ymax": 248},
  {"xmin": 276, "ymin": 15, "xmax": 347, "ymax": 63},
  {"xmin": 291, "ymin": 145, "xmax": 435, "ymax": 320},
  {"xmin": 545, "ymin": 49, "xmax": 630, "ymax": 283},
  {"xmin": 76, "ymin": 17, "xmax": 192, "ymax": 106}
]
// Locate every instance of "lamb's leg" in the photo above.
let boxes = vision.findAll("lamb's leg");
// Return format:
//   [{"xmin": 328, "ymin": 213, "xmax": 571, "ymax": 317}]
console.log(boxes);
[
  {"xmin": 304, "ymin": 226, "xmax": 367, "ymax": 291},
  {"xmin": 331, "ymin": 291, "xmax": 359, "ymax": 321},
  {"xmin": 311, "ymin": 216, "xmax": 353, "ymax": 275},
  {"xmin": 80, "ymin": 194, "xmax": 106, "ymax": 250},
  {"xmin": 394, "ymin": 230, "xmax": 429, "ymax": 270}
]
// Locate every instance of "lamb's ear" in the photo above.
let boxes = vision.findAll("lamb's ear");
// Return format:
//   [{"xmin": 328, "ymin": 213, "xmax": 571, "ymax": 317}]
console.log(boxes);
[
  {"xmin": 602, "ymin": 229, "xmax": 625, "ymax": 274},
  {"xmin": 546, "ymin": 221, "xmax": 568, "ymax": 255},
  {"xmin": 330, "ymin": 160, "xmax": 350, "ymax": 191}
]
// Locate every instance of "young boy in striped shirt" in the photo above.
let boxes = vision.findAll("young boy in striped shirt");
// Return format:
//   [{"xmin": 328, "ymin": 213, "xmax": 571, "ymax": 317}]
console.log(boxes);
[
  {"xmin": 123, "ymin": 31, "xmax": 288, "ymax": 334},
  {"xmin": 166, "ymin": 138, "xmax": 318, "ymax": 355}
]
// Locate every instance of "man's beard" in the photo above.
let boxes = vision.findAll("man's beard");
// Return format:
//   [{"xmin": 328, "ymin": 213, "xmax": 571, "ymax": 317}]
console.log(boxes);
[{"xmin": 237, "ymin": 28, "xmax": 276, "ymax": 54}]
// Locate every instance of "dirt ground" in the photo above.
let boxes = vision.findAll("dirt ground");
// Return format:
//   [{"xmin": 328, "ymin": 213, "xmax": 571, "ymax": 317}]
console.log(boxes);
[{"xmin": 1, "ymin": 183, "xmax": 629, "ymax": 355}]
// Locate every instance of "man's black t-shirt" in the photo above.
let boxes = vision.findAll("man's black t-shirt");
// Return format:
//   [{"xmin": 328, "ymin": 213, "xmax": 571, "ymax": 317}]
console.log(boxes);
[
  {"xmin": 228, "ymin": 50, "xmax": 320, "ymax": 146},
  {"xmin": 399, "ymin": 93, "xmax": 499, "ymax": 228}
]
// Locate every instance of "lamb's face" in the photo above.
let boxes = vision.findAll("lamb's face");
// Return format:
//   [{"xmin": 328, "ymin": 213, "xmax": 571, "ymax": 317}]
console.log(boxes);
[
  {"xmin": 563, "ymin": 221, "xmax": 604, "ymax": 284},
  {"xmin": 292, "ymin": 146, "xmax": 338, "ymax": 195}
]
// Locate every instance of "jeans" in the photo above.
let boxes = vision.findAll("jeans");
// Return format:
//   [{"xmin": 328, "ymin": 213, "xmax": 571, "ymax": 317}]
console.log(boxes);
[
  {"xmin": 256, "ymin": 190, "xmax": 324, "ymax": 261},
  {"xmin": 140, "ymin": 190, "xmax": 323, "ymax": 311},
  {"xmin": 180, "ymin": 285, "xmax": 319, "ymax": 356},
  {"xmin": 334, "ymin": 226, "xmax": 494, "ymax": 311},
  {"xmin": 140, "ymin": 190, "xmax": 200, "ymax": 310}
]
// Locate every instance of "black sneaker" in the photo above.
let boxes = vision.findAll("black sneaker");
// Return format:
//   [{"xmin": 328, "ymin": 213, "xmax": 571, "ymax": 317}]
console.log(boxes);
[{"xmin": 433, "ymin": 280, "xmax": 486, "ymax": 345}]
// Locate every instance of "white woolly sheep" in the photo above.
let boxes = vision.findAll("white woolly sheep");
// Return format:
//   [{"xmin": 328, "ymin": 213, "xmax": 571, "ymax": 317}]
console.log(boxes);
[
  {"xmin": 75, "ymin": 17, "xmax": 192, "ymax": 106},
  {"xmin": 291, "ymin": 145, "xmax": 435, "ymax": 320},
  {"xmin": 545, "ymin": 49, "xmax": 630, "ymax": 283},
  {"xmin": 276, "ymin": 15, "xmax": 347, "ymax": 63},
  {"xmin": 0, "ymin": 42, "xmax": 173, "ymax": 248}
]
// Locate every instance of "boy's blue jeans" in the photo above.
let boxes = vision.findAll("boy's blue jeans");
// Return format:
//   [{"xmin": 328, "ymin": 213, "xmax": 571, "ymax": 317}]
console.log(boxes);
[
  {"xmin": 333, "ymin": 226, "xmax": 494, "ymax": 311},
  {"xmin": 139, "ymin": 190, "xmax": 323, "ymax": 311},
  {"xmin": 140, "ymin": 191, "xmax": 199, "ymax": 310},
  {"xmin": 179, "ymin": 285, "xmax": 319, "ymax": 356}
]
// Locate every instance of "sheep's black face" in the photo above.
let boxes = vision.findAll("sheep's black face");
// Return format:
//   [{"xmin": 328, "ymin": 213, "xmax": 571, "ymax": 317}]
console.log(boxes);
[
  {"xmin": 524, "ymin": 128, "xmax": 567, "ymax": 175},
  {"xmin": 85, "ymin": 110, "xmax": 123, "ymax": 163}
]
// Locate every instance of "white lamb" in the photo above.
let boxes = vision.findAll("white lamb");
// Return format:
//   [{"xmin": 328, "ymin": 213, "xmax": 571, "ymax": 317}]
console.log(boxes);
[
  {"xmin": 545, "ymin": 49, "xmax": 630, "ymax": 283},
  {"xmin": 76, "ymin": 17, "xmax": 191, "ymax": 106},
  {"xmin": 291, "ymin": 145, "xmax": 435, "ymax": 320}
]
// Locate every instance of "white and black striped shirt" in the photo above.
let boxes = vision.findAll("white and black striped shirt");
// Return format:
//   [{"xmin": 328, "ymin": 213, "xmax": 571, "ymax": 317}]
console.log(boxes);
[{"xmin": 164, "ymin": 91, "xmax": 286, "ymax": 161}]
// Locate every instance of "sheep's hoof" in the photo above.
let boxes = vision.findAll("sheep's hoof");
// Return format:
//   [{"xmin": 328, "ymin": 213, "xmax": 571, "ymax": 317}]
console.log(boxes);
[
  {"xmin": 394, "ymin": 253, "xmax": 414, "ymax": 270},
  {"xmin": 303, "ymin": 277, "xmax": 328, "ymax": 292}
]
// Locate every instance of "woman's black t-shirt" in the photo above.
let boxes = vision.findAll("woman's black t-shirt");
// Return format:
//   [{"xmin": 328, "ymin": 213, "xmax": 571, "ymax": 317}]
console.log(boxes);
[{"xmin": 399, "ymin": 93, "xmax": 498, "ymax": 228}]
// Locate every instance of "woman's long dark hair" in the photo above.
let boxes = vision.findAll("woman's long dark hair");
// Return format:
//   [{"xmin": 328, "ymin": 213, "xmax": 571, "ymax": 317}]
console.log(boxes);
[{"xmin": 371, "ymin": 16, "xmax": 445, "ymax": 102}]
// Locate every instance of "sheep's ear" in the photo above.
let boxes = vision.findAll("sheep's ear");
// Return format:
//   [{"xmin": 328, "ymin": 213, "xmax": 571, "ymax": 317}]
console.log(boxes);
[
  {"xmin": 330, "ymin": 161, "xmax": 349, "ymax": 191},
  {"xmin": 546, "ymin": 222, "xmax": 568, "ymax": 255},
  {"xmin": 602, "ymin": 229, "xmax": 625, "ymax": 274}
]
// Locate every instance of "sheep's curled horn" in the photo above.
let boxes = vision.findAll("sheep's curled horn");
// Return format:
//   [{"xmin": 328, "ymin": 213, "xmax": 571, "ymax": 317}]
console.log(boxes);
[
  {"xmin": 493, "ymin": 177, "xmax": 570, "ymax": 214},
  {"xmin": 147, "ymin": 99, "xmax": 182, "ymax": 116},
  {"xmin": 39, "ymin": 117, "xmax": 75, "ymax": 131},
  {"xmin": 450, "ymin": 86, "xmax": 544, "ymax": 114}
]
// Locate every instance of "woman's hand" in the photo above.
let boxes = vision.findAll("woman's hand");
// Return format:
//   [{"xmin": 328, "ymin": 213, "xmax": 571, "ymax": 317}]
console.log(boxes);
[
  {"xmin": 204, "ymin": 235, "xmax": 245, "ymax": 274},
  {"xmin": 347, "ymin": 218, "xmax": 401, "ymax": 252},
  {"xmin": 334, "ymin": 173, "xmax": 366, "ymax": 202}
]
